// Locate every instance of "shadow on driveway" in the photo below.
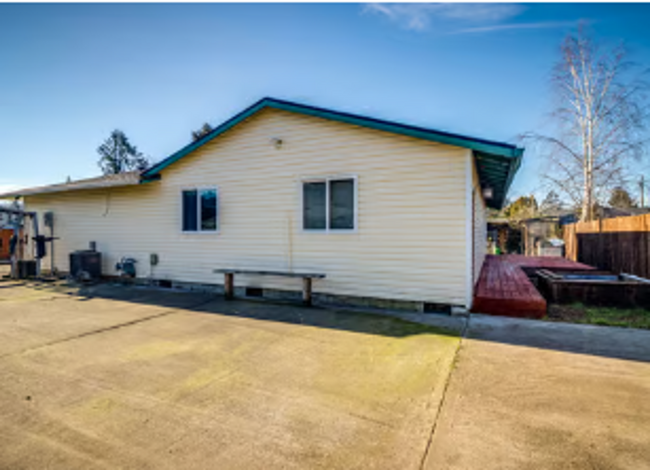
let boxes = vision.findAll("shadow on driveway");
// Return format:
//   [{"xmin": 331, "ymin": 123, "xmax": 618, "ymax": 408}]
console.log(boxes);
[
  {"xmin": 22, "ymin": 280, "xmax": 650, "ymax": 364},
  {"xmin": 26, "ymin": 281, "xmax": 463, "ymax": 340},
  {"xmin": 468, "ymin": 313, "xmax": 650, "ymax": 363}
]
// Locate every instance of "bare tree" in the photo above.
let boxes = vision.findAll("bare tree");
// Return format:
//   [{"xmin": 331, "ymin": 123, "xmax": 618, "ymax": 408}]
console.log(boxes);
[
  {"xmin": 539, "ymin": 190, "xmax": 564, "ymax": 214},
  {"xmin": 525, "ymin": 27, "xmax": 649, "ymax": 221}
]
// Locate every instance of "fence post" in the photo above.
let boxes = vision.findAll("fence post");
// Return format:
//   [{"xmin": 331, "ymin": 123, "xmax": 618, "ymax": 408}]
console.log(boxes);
[{"xmin": 643, "ymin": 214, "xmax": 650, "ymax": 277}]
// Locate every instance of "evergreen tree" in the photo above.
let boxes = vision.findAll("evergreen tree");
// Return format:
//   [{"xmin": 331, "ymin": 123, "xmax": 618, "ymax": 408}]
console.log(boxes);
[
  {"xmin": 97, "ymin": 130, "xmax": 150, "ymax": 175},
  {"xmin": 608, "ymin": 187, "xmax": 637, "ymax": 209},
  {"xmin": 191, "ymin": 123, "xmax": 213, "ymax": 142},
  {"xmin": 502, "ymin": 195, "xmax": 539, "ymax": 223}
]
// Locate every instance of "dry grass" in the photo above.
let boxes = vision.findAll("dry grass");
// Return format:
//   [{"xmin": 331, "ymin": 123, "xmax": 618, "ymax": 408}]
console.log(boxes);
[{"xmin": 547, "ymin": 303, "xmax": 650, "ymax": 330}]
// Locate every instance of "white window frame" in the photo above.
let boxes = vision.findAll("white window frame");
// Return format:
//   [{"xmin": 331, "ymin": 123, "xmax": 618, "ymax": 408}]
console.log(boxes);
[
  {"xmin": 300, "ymin": 175, "xmax": 358, "ymax": 233},
  {"xmin": 181, "ymin": 186, "xmax": 220, "ymax": 234}
]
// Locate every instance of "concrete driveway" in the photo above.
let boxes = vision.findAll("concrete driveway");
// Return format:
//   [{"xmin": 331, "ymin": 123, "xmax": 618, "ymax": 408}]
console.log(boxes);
[
  {"xmin": 0, "ymin": 281, "xmax": 460, "ymax": 470},
  {"xmin": 424, "ymin": 315, "xmax": 650, "ymax": 470},
  {"xmin": 1, "ymin": 281, "xmax": 650, "ymax": 469}
]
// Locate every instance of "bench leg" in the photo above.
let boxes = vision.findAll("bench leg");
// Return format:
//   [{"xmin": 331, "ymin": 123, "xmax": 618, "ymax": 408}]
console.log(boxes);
[
  {"xmin": 302, "ymin": 277, "xmax": 312, "ymax": 306},
  {"xmin": 224, "ymin": 273, "xmax": 234, "ymax": 300}
]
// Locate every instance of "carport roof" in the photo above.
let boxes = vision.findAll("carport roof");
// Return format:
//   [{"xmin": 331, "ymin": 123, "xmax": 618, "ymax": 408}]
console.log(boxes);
[{"xmin": 0, "ymin": 172, "xmax": 141, "ymax": 199}]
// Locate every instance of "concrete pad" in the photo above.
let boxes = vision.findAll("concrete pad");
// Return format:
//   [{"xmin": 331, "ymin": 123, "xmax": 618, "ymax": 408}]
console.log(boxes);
[
  {"xmin": 0, "ymin": 282, "xmax": 213, "ymax": 356},
  {"xmin": 0, "ymin": 283, "xmax": 460, "ymax": 469},
  {"xmin": 425, "ymin": 315, "xmax": 650, "ymax": 470},
  {"xmin": 469, "ymin": 314, "xmax": 650, "ymax": 362}
]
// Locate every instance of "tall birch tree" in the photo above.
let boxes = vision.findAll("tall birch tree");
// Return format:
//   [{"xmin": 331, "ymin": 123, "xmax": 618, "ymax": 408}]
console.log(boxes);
[{"xmin": 527, "ymin": 28, "xmax": 649, "ymax": 221}]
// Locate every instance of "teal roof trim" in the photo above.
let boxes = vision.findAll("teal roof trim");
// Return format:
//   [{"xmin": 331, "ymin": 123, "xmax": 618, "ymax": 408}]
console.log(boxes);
[
  {"xmin": 142, "ymin": 100, "xmax": 271, "ymax": 179},
  {"xmin": 141, "ymin": 97, "xmax": 523, "ymax": 209},
  {"xmin": 474, "ymin": 151, "xmax": 522, "ymax": 209}
]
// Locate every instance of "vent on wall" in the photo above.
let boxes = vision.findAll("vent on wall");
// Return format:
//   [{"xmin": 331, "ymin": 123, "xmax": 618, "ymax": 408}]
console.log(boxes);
[
  {"xmin": 156, "ymin": 279, "xmax": 173, "ymax": 289},
  {"xmin": 245, "ymin": 287, "xmax": 264, "ymax": 298},
  {"xmin": 423, "ymin": 303, "xmax": 452, "ymax": 314}
]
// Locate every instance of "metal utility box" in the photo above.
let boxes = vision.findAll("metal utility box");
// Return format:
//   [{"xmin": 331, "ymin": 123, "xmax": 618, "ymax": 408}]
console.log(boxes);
[
  {"xmin": 44, "ymin": 211, "xmax": 54, "ymax": 228},
  {"xmin": 69, "ymin": 250, "xmax": 102, "ymax": 281},
  {"xmin": 17, "ymin": 260, "xmax": 37, "ymax": 279}
]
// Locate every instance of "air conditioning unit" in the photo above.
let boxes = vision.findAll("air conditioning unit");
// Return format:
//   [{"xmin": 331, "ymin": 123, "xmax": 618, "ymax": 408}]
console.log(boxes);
[{"xmin": 69, "ymin": 250, "xmax": 102, "ymax": 281}]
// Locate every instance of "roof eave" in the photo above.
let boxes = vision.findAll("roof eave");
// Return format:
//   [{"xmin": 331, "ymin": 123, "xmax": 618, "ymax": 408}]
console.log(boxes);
[
  {"xmin": 498, "ymin": 153, "xmax": 523, "ymax": 209},
  {"xmin": 474, "ymin": 149, "xmax": 523, "ymax": 211},
  {"xmin": 266, "ymin": 98, "xmax": 522, "ymax": 159},
  {"xmin": 0, "ymin": 175, "xmax": 143, "ymax": 199}
]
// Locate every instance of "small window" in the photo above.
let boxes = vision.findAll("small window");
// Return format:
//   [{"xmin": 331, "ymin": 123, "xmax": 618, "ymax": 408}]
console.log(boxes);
[
  {"xmin": 302, "ymin": 177, "xmax": 356, "ymax": 231},
  {"xmin": 182, "ymin": 188, "xmax": 218, "ymax": 232},
  {"xmin": 182, "ymin": 190, "xmax": 198, "ymax": 231},
  {"xmin": 303, "ymin": 182, "xmax": 327, "ymax": 230},
  {"xmin": 330, "ymin": 179, "xmax": 354, "ymax": 230},
  {"xmin": 200, "ymin": 189, "xmax": 217, "ymax": 231}
]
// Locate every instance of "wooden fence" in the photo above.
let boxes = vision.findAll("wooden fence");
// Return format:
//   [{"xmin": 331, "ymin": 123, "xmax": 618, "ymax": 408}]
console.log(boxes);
[{"xmin": 564, "ymin": 213, "xmax": 650, "ymax": 277}]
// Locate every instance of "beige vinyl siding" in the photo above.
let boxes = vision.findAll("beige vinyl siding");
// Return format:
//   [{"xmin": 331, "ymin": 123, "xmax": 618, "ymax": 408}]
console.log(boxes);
[
  {"xmin": 26, "ymin": 108, "xmax": 473, "ymax": 306},
  {"xmin": 471, "ymin": 162, "xmax": 487, "ymax": 286}
]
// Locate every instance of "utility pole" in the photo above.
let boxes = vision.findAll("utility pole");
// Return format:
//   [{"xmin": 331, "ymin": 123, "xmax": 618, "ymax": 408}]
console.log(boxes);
[{"xmin": 640, "ymin": 176, "xmax": 645, "ymax": 208}]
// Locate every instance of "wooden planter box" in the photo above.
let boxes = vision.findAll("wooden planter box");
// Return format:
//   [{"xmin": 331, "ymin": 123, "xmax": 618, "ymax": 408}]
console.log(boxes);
[{"xmin": 536, "ymin": 269, "xmax": 650, "ymax": 308}]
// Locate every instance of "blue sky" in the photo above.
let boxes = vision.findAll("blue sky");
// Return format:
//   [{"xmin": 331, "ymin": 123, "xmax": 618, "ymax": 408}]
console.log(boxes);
[{"xmin": 1, "ymin": 3, "xmax": 650, "ymax": 201}]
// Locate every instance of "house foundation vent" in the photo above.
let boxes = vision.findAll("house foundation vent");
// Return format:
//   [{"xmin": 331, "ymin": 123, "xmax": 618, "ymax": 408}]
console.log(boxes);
[
  {"xmin": 156, "ymin": 279, "xmax": 173, "ymax": 289},
  {"xmin": 245, "ymin": 287, "xmax": 264, "ymax": 298},
  {"xmin": 423, "ymin": 303, "xmax": 452, "ymax": 314}
]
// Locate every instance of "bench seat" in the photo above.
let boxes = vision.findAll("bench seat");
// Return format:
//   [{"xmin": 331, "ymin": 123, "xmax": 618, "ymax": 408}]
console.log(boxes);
[
  {"xmin": 213, "ymin": 269, "xmax": 326, "ymax": 305},
  {"xmin": 213, "ymin": 269, "xmax": 325, "ymax": 279}
]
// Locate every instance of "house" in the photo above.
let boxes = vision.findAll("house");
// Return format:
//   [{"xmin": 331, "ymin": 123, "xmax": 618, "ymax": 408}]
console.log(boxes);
[
  {"xmin": 521, "ymin": 215, "xmax": 564, "ymax": 256},
  {"xmin": 0, "ymin": 98, "xmax": 523, "ymax": 311}
]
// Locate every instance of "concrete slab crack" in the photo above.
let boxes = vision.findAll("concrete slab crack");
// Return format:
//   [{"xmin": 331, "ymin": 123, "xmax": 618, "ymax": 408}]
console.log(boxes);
[
  {"xmin": 0, "ymin": 297, "xmax": 217, "ymax": 360},
  {"xmin": 417, "ymin": 315, "xmax": 470, "ymax": 470}
]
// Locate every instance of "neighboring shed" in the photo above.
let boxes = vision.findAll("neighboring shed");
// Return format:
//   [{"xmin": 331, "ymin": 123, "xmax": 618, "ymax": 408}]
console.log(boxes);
[
  {"xmin": 0, "ymin": 229, "xmax": 12, "ymax": 261},
  {"xmin": 487, "ymin": 218, "xmax": 522, "ymax": 254},
  {"xmin": 0, "ymin": 205, "xmax": 20, "ymax": 261},
  {"xmin": 522, "ymin": 215, "xmax": 563, "ymax": 256},
  {"xmin": 522, "ymin": 206, "xmax": 650, "ymax": 257},
  {"xmin": 0, "ymin": 97, "xmax": 523, "ymax": 311}
]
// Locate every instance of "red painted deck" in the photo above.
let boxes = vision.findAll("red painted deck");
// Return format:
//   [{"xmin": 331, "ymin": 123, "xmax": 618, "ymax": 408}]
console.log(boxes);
[{"xmin": 472, "ymin": 255, "xmax": 595, "ymax": 319}]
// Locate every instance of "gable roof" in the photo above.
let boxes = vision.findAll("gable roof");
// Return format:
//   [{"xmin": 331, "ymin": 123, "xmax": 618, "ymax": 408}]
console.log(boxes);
[
  {"xmin": 2, "ymin": 98, "xmax": 523, "ymax": 209},
  {"xmin": 142, "ymin": 97, "xmax": 523, "ymax": 209}
]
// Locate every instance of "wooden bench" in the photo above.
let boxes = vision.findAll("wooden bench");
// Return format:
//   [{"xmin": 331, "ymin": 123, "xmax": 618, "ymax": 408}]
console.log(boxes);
[{"xmin": 213, "ymin": 269, "xmax": 326, "ymax": 306}]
